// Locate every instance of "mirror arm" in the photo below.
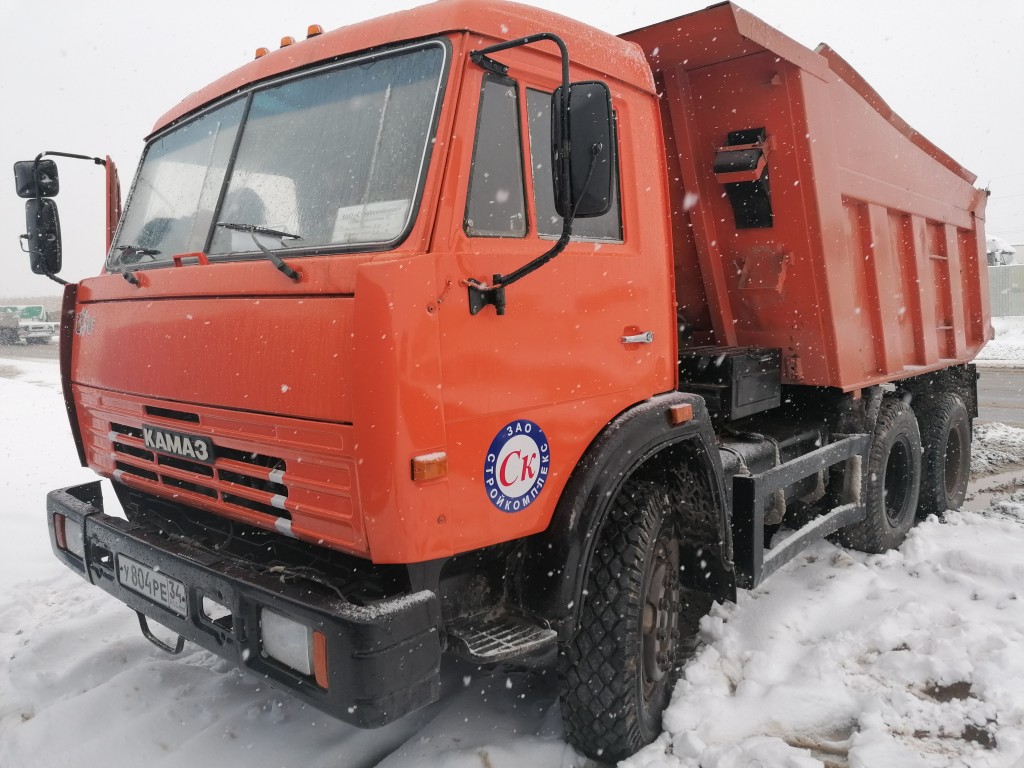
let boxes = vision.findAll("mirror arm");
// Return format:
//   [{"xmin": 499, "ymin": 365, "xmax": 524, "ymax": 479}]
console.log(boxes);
[
  {"xmin": 36, "ymin": 151, "xmax": 106, "ymax": 167},
  {"xmin": 31, "ymin": 150, "xmax": 106, "ymax": 197}
]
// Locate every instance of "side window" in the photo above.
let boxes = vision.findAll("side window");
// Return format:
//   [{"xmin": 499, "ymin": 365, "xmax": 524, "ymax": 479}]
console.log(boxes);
[
  {"xmin": 527, "ymin": 89, "xmax": 622, "ymax": 241},
  {"xmin": 465, "ymin": 74, "xmax": 527, "ymax": 238}
]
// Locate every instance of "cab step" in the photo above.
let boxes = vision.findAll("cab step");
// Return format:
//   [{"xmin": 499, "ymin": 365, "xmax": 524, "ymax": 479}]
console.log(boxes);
[{"xmin": 447, "ymin": 612, "xmax": 557, "ymax": 663}]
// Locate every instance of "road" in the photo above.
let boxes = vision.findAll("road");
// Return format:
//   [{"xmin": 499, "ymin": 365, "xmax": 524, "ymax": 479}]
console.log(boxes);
[
  {"xmin": 0, "ymin": 340, "xmax": 58, "ymax": 362},
  {"xmin": 977, "ymin": 366, "xmax": 1024, "ymax": 426},
  {"xmin": 2, "ymin": 344, "xmax": 1022, "ymax": 425}
]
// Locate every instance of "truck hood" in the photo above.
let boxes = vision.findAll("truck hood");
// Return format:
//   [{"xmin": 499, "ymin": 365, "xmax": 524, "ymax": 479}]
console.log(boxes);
[{"xmin": 72, "ymin": 294, "xmax": 354, "ymax": 423}]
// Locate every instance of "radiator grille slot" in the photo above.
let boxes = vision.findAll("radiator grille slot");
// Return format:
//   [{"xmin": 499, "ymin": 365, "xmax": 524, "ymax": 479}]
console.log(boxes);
[
  {"xmin": 223, "ymin": 493, "xmax": 288, "ymax": 518},
  {"xmin": 156, "ymin": 453, "xmax": 215, "ymax": 477},
  {"xmin": 220, "ymin": 468, "xmax": 287, "ymax": 496},
  {"xmin": 163, "ymin": 475, "xmax": 218, "ymax": 498},
  {"xmin": 111, "ymin": 423, "xmax": 143, "ymax": 439},
  {"xmin": 116, "ymin": 461, "xmax": 158, "ymax": 482},
  {"xmin": 113, "ymin": 441, "xmax": 153, "ymax": 461},
  {"xmin": 144, "ymin": 405, "xmax": 200, "ymax": 423}
]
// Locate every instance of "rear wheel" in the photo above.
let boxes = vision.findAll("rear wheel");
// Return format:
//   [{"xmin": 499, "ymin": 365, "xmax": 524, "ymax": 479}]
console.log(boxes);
[
  {"xmin": 560, "ymin": 478, "xmax": 708, "ymax": 762},
  {"xmin": 840, "ymin": 398, "xmax": 922, "ymax": 553},
  {"xmin": 914, "ymin": 393, "xmax": 971, "ymax": 517}
]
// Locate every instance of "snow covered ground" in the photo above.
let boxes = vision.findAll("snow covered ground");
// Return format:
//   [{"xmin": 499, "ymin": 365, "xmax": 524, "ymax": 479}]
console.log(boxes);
[
  {"xmin": 3, "ymin": 352, "xmax": 1024, "ymax": 767},
  {"xmin": 975, "ymin": 318, "xmax": 1024, "ymax": 367}
]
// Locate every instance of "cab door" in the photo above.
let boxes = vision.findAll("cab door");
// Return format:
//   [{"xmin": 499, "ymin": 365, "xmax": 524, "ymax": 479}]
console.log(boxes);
[{"xmin": 430, "ymin": 42, "xmax": 675, "ymax": 551}]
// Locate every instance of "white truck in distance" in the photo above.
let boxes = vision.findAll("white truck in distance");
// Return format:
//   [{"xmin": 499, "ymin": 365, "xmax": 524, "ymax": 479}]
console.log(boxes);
[{"xmin": 0, "ymin": 305, "xmax": 56, "ymax": 345}]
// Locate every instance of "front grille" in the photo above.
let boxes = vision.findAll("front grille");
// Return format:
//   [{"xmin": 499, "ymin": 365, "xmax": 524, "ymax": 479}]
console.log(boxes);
[
  {"xmin": 109, "ymin": 421, "xmax": 289, "ymax": 521},
  {"xmin": 78, "ymin": 385, "xmax": 364, "ymax": 556}
]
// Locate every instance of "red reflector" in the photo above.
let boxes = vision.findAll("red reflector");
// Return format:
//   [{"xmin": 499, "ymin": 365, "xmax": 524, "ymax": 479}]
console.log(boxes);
[
  {"xmin": 54, "ymin": 513, "xmax": 68, "ymax": 550},
  {"xmin": 313, "ymin": 630, "xmax": 329, "ymax": 689}
]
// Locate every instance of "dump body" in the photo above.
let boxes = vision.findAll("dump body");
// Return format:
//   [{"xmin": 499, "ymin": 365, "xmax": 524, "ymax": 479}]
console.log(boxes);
[{"xmin": 623, "ymin": 3, "xmax": 989, "ymax": 391}]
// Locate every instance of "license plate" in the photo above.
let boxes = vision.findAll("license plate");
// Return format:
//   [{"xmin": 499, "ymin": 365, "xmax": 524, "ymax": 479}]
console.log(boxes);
[{"xmin": 117, "ymin": 555, "xmax": 188, "ymax": 616}]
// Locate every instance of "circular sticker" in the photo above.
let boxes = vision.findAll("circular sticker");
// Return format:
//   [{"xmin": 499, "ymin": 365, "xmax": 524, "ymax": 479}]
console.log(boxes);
[{"xmin": 483, "ymin": 419, "xmax": 551, "ymax": 513}]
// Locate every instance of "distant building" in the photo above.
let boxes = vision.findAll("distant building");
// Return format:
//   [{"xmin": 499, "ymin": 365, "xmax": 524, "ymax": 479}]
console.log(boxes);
[{"xmin": 987, "ymin": 236, "xmax": 1017, "ymax": 266}]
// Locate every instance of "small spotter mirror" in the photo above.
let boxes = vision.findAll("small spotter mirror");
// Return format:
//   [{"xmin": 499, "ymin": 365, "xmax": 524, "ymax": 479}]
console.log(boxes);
[{"xmin": 14, "ymin": 159, "xmax": 59, "ymax": 199}]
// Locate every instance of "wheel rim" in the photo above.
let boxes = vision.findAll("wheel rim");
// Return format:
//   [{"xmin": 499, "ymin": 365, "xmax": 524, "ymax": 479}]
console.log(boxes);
[
  {"xmin": 884, "ymin": 436, "xmax": 913, "ymax": 526},
  {"xmin": 641, "ymin": 536, "xmax": 680, "ymax": 701},
  {"xmin": 944, "ymin": 422, "xmax": 965, "ymax": 498}
]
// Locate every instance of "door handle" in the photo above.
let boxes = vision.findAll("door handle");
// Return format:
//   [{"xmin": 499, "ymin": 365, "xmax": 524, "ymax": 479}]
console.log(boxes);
[{"xmin": 621, "ymin": 331, "xmax": 654, "ymax": 344}]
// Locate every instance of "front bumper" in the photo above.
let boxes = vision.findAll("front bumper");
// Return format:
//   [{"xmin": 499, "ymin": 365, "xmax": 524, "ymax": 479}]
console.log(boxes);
[{"xmin": 47, "ymin": 482, "xmax": 442, "ymax": 726}]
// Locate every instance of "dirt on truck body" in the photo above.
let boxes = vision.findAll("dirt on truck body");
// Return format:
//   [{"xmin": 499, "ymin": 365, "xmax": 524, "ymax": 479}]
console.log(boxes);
[{"xmin": 15, "ymin": 0, "xmax": 987, "ymax": 761}]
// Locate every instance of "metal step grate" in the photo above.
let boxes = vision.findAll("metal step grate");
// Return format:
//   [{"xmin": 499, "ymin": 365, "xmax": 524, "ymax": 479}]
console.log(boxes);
[{"xmin": 447, "ymin": 613, "xmax": 557, "ymax": 663}]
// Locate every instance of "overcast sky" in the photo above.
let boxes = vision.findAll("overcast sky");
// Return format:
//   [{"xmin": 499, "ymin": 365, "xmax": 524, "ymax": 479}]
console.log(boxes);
[{"xmin": 2, "ymin": 0, "xmax": 1021, "ymax": 297}]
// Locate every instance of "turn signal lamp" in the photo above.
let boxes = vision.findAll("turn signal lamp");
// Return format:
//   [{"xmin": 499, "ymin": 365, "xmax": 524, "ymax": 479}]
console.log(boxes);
[
  {"xmin": 280, "ymin": 36, "xmax": 296, "ymax": 48},
  {"xmin": 412, "ymin": 452, "xmax": 448, "ymax": 482},
  {"xmin": 54, "ymin": 513, "xmax": 85, "ymax": 559},
  {"xmin": 313, "ymin": 630, "xmax": 329, "ymax": 688},
  {"xmin": 668, "ymin": 403, "xmax": 694, "ymax": 426},
  {"xmin": 307, "ymin": 24, "xmax": 324, "ymax": 38}
]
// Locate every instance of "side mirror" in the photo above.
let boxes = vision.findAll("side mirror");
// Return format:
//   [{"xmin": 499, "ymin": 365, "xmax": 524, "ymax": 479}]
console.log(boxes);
[
  {"xmin": 551, "ymin": 81, "xmax": 615, "ymax": 219},
  {"xmin": 14, "ymin": 159, "xmax": 59, "ymax": 198},
  {"xmin": 23, "ymin": 198, "xmax": 63, "ymax": 274}
]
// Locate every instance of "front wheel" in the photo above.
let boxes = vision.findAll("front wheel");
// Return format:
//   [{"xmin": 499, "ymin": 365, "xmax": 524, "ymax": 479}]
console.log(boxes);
[{"xmin": 559, "ymin": 479, "xmax": 706, "ymax": 762}]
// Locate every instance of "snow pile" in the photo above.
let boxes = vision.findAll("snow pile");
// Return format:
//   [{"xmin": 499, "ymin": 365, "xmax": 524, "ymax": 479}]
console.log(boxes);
[
  {"xmin": 972, "ymin": 422, "xmax": 1024, "ymax": 477},
  {"xmin": 626, "ymin": 508, "xmax": 1024, "ymax": 768},
  {"xmin": 4, "ymin": 358, "xmax": 1024, "ymax": 768},
  {"xmin": 976, "ymin": 317, "xmax": 1024, "ymax": 366}
]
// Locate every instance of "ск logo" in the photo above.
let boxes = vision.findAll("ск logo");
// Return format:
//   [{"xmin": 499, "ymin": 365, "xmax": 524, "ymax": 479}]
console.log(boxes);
[{"xmin": 483, "ymin": 419, "xmax": 551, "ymax": 513}]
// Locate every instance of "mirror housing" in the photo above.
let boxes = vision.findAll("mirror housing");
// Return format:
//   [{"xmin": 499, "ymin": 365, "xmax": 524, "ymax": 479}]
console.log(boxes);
[
  {"xmin": 552, "ymin": 81, "xmax": 615, "ymax": 219},
  {"xmin": 14, "ymin": 159, "xmax": 59, "ymax": 199},
  {"xmin": 24, "ymin": 198, "xmax": 63, "ymax": 274}
]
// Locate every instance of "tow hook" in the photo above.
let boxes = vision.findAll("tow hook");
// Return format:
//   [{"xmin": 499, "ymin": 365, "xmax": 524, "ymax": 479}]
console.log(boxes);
[{"xmin": 136, "ymin": 611, "xmax": 185, "ymax": 655}]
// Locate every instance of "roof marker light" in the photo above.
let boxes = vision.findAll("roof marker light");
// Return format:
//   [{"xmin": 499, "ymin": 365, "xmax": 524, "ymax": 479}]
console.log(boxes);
[
  {"xmin": 280, "ymin": 36, "xmax": 295, "ymax": 48},
  {"xmin": 255, "ymin": 47, "xmax": 270, "ymax": 59},
  {"xmin": 307, "ymin": 24, "xmax": 324, "ymax": 39}
]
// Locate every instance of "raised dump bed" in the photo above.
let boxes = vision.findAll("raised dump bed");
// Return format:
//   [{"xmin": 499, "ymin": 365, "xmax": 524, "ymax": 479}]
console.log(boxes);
[{"xmin": 622, "ymin": 3, "xmax": 989, "ymax": 391}]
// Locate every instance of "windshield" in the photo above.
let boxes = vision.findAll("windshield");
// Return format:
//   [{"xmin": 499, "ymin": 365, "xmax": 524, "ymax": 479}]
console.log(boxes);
[{"xmin": 109, "ymin": 41, "xmax": 448, "ymax": 268}]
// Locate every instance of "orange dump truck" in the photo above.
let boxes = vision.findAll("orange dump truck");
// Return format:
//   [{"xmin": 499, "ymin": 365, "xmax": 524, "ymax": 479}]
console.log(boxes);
[{"xmin": 15, "ymin": 0, "xmax": 987, "ymax": 760}]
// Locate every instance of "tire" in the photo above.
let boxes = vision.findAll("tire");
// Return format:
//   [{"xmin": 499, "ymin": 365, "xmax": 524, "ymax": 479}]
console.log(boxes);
[
  {"xmin": 559, "ymin": 478, "xmax": 709, "ymax": 762},
  {"xmin": 914, "ymin": 393, "xmax": 970, "ymax": 517},
  {"xmin": 839, "ymin": 398, "xmax": 922, "ymax": 553}
]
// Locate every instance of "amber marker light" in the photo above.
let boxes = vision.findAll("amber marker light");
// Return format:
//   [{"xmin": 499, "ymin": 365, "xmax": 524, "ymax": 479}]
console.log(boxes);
[
  {"xmin": 412, "ymin": 452, "xmax": 448, "ymax": 482},
  {"xmin": 668, "ymin": 403, "xmax": 694, "ymax": 426},
  {"xmin": 280, "ymin": 36, "xmax": 295, "ymax": 47},
  {"xmin": 255, "ymin": 47, "xmax": 270, "ymax": 59},
  {"xmin": 307, "ymin": 24, "xmax": 324, "ymax": 38},
  {"xmin": 313, "ymin": 630, "xmax": 329, "ymax": 688}
]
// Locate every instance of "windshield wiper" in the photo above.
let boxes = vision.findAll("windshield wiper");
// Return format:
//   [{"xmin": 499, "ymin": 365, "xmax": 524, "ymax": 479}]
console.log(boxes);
[
  {"xmin": 216, "ymin": 223, "xmax": 302, "ymax": 282},
  {"xmin": 116, "ymin": 244, "xmax": 161, "ymax": 262}
]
